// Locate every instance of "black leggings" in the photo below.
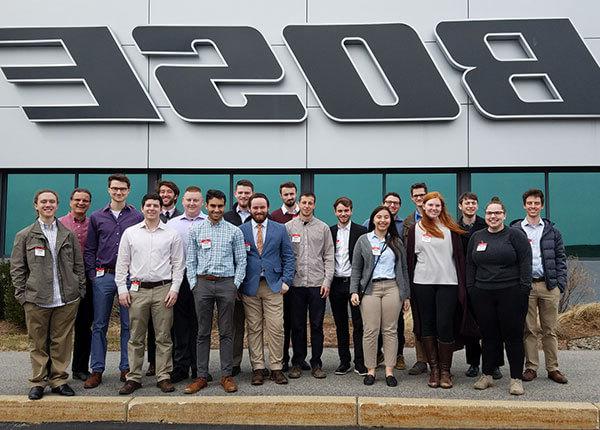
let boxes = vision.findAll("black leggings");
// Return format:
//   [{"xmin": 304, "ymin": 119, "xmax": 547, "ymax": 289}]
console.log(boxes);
[
  {"xmin": 469, "ymin": 285, "xmax": 528, "ymax": 379},
  {"xmin": 413, "ymin": 283, "xmax": 458, "ymax": 343}
]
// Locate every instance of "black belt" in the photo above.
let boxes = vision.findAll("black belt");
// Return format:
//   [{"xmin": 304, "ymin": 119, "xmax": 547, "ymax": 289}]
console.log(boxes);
[
  {"xmin": 532, "ymin": 276, "xmax": 546, "ymax": 283},
  {"xmin": 372, "ymin": 278, "xmax": 394, "ymax": 283},
  {"xmin": 140, "ymin": 279, "xmax": 172, "ymax": 289},
  {"xmin": 334, "ymin": 276, "xmax": 351, "ymax": 283},
  {"xmin": 97, "ymin": 268, "xmax": 115, "ymax": 274}
]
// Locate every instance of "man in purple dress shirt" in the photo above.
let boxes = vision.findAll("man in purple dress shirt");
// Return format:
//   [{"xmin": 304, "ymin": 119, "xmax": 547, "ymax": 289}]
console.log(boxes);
[
  {"xmin": 83, "ymin": 174, "xmax": 144, "ymax": 389},
  {"xmin": 59, "ymin": 188, "xmax": 93, "ymax": 381}
]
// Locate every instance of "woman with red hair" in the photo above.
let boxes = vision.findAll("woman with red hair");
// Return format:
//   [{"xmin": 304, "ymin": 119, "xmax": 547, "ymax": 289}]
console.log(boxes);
[{"xmin": 406, "ymin": 192, "xmax": 472, "ymax": 389}]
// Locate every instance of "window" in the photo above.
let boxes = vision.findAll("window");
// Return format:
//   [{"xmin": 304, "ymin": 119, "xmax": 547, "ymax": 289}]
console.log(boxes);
[
  {"xmin": 79, "ymin": 173, "xmax": 148, "ymax": 213},
  {"xmin": 4, "ymin": 173, "xmax": 75, "ymax": 254},
  {"xmin": 314, "ymin": 174, "xmax": 383, "ymax": 226},
  {"xmin": 161, "ymin": 174, "xmax": 230, "ymax": 213},
  {"xmin": 233, "ymin": 174, "xmax": 301, "ymax": 214}
]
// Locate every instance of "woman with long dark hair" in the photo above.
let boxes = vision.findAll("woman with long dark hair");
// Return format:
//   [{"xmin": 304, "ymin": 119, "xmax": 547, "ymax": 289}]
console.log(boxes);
[
  {"xmin": 350, "ymin": 206, "xmax": 410, "ymax": 387},
  {"xmin": 466, "ymin": 197, "xmax": 531, "ymax": 395},
  {"xmin": 406, "ymin": 191, "xmax": 469, "ymax": 389}
]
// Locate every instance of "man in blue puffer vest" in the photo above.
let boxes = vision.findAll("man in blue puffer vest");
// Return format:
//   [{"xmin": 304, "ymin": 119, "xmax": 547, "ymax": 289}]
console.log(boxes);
[{"xmin": 511, "ymin": 189, "xmax": 568, "ymax": 384}]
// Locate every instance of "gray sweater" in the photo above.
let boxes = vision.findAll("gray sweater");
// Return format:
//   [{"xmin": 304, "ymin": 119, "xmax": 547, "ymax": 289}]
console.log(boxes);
[{"xmin": 349, "ymin": 234, "xmax": 410, "ymax": 300}]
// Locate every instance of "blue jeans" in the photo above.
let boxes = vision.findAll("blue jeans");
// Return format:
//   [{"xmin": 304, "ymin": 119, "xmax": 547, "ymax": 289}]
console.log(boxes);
[{"xmin": 90, "ymin": 273, "xmax": 130, "ymax": 372}]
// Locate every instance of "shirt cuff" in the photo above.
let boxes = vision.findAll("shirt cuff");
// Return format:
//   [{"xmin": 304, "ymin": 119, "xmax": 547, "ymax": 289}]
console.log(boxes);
[{"xmin": 117, "ymin": 284, "xmax": 128, "ymax": 295}]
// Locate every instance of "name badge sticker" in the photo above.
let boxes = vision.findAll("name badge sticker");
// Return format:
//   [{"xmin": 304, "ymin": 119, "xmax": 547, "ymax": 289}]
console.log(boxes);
[
  {"xmin": 371, "ymin": 246, "xmax": 381, "ymax": 256},
  {"xmin": 34, "ymin": 246, "xmax": 45, "ymax": 257},
  {"xmin": 422, "ymin": 234, "xmax": 431, "ymax": 243},
  {"xmin": 95, "ymin": 267, "xmax": 105, "ymax": 277},
  {"xmin": 476, "ymin": 241, "xmax": 488, "ymax": 252},
  {"xmin": 245, "ymin": 242, "xmax": 251, "ymax": 252},
  {"xmin": 201, "ymin": 239, "xmax": 212, "ymax": 249},
  {"xmin": 131, "ymin": 280, "xmax": 140, "ymax": 292},
  {"xmin": 291, "ymin": 234, "xmax": 301, "ymax": 243}
]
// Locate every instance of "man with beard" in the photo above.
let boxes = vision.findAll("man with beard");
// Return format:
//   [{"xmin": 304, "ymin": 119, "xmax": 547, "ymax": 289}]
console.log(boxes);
[
  {"xmin": 239, "ymin": 193, "xmax": 295, "ymax": 385},
  {"xmin": 224, "ymin": 179, "xmax": 254, "ymax": 376}
]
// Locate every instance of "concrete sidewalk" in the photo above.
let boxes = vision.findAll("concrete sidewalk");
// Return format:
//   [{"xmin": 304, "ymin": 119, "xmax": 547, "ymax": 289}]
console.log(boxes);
[{"xmin": 0, "ymin": 348, "xmax": 599, "ymax": 428}]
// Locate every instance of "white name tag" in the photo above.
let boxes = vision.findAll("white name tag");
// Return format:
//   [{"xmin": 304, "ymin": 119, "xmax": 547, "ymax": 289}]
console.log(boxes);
[
  {"xmin": 245, "ymin": 242, "xmax": 251, "ymax": 252},
  {"xmin": 421, "ymin": 234, "xmax": 431, "ymax": 243},
  {"xmin": 130, "ymin": 280, "xmax": 140, "ymax": 292},
  {"xmin": 476, "ymin": 242, "xmax": 488, "ymax": 252},
  {"xmin": 291, "ymin": 234, "xmax": 301, "ymax": 243},
  {"xmin": 34, "ymin": 247, "xmax": 45, "ymax": 257},
  {"xmin": 371, "ymin": 246, "xmax": 381, "ymax": 256},
  {"xmin": 201, "ymin": 239, "xmax": 212, "ymax": 249}
]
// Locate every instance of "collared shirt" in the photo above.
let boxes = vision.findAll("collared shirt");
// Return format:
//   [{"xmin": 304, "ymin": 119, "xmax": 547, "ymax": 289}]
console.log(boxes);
[
  {"xmin": 282, "ymin": 204, "xmax": 299, "ymax": 216},
  {"xmin": 236, "ymin": 205, "xmax": 251, "ymax": 223},
  {"xmin": 84, "ymin": 203, "xmax": 144, "ymax": 278},
  {"xmin": 285, "ymin": 216, "xmax": 334, "ymax": 288},
  {"xmin": 367, "ymin": 231, "xmax": 396, "ymax": 280},
  {"xmin": 115, "ymin": 221, "xmax": 185, "ymax": 294},
  {"xmin": 161, "ymin": 207, "xmax": 177, "ymax": 221},
  {"xmin": 38, "ymin": 219, "xmax": 63, "ymax": 308},
  {"xmin": 521, "ymin": 218, "xmax": 545, "ymax": 277},
  {"xmin": 168, "ymin": 211, "xmax": 207, "ymax": 256},
  {"xmin": 251, "ymin": 218, "xmax": 268, "ymax": 248},
  {"xmin": 415, "ymin": 210, "xmax": 422, "ymax": 222},
  {"xmin": 334, "ymin": 223, "xmax": 352, "ymax": 277},
  {"xmin": 186, "ymin": 218, "xmax": 247, "ymax": 288},
  {"xmin": 59, "ymin": 212, "xmax": 90, "ymax": 251}
]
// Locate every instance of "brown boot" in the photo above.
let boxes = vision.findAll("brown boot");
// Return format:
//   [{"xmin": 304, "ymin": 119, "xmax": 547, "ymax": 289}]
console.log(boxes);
[
  {"xmin": 438, "ymin": 341, "xmax": 454, "ymax": 389},
  {"xmin": 421, "ymin": 336, "xmax": 440, "ymax": 388}
]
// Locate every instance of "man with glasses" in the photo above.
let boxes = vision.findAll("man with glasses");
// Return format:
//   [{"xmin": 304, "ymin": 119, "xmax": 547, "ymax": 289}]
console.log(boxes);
[
  {"xmin": 403, "ymin": 182, "xmax": 429, "ymax": 376},
  {"xmin": 84, "ymin": 174, "xmax": 144, "ymax": 389}
]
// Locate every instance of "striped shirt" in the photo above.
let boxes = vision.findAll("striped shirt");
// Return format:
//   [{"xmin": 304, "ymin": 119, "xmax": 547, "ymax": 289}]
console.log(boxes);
[{"xmin": 186, "ymin": 218, "xmax": 247, "ymax": 288}]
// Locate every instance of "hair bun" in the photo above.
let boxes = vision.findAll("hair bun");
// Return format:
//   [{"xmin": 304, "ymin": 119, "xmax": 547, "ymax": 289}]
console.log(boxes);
[{"xmin": 490, "ymin": 196, "xmax": 501, "ymax": 203}]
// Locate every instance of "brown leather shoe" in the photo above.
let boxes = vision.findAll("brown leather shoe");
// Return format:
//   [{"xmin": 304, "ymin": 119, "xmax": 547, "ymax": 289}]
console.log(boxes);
[
  {"xmin": 184, "ymin": 377, "xmax": 208, "ymax": 394},
  {"xmin": 118, "ymin": 380, "xmax": 141, "ymax": 395},
  {"xmin": 83, "ymin": 371, "xmax": 102, "ymax": 389},
  {"xmin": 270, "ymin": 370, "xmax": 288, "ymax": 385},
  {"xmin": 146, "ymin": 363, "xmax": 156, "ymax": 377},
  {"xmin": 522, "ymin": 369, "xmax": 537, "ymax": 382},
  {"xmin": 548, "ymin": 370, "xmax": 568, "ymax": 384},
  {"xmin": 220, "ymin": 376, "xmax": 238, "ymax": 393},
  {"xmin": 251, "ymin": 369, "xmax": 264, "ymax": 386},
  {"xmin": 120, "ymin": 369, "xmax": 130, "ymax": 382},
  {"xmin": 157, "ymin": 379, "xmax": 175, "ymax": 393}
]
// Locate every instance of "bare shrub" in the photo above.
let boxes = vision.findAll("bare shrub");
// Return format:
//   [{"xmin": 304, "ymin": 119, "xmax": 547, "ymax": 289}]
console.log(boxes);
[{"xmin": 560, "ymin": 256, "xmax": 596, "ymax": 313}]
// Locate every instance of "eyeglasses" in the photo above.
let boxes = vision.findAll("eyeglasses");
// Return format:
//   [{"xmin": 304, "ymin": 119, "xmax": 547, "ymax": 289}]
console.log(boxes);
[
  {"xmin": 383, "ymin": 200, "xmax": 400, "ymax": 206},
  {"xmin": 412, "ymin": 193, "xmax": 426, "ymax": 198},
  {"xmin": 485, "ymin": 211, "xmax": 504, "ymax": 216},
  {"xmin": 109, "ymin": 187, "xmax": 129, "ymax": 192}
]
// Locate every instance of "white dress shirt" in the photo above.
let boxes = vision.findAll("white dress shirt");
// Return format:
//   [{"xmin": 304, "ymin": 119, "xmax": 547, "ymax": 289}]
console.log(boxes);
[
  {"xmin": 116, "ymin": 220, "xmax": 185, "ymax": 294},
  {"xmin": 521, "ymin": 218, "xmax": 545, "ymax": 277},
  {"xmin": 38, "ymin": 219, "xmax": 64, "ymax": 308},
  {"xmin": 237, "ymin": 205, "xmax": 251, "ymax": 222},
  {"xmin": 251, "ymin": 218, "xmax": 268, "ymax": 248},
  {"xmin": 334, "ymin": 223, "xmax": 352, "ymax": 277},
  {"xmin": 282, "ymin": 203, "xmax": 299, "ymax": 215}
]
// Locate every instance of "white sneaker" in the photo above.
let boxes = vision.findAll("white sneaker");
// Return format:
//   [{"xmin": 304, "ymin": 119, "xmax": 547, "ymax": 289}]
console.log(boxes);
[
  {"xmin": 510, "ymin": 378, "xmax": 524, "ymax": 395},
  {"xmin": 473, "ymin": 374, "xmax": 494, "ymax": 390}
]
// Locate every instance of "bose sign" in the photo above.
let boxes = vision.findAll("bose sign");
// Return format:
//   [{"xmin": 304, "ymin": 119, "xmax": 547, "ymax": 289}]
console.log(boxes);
[{"xmin": 1, "ymin": 19, "xmax": 599, "ymax": 123}]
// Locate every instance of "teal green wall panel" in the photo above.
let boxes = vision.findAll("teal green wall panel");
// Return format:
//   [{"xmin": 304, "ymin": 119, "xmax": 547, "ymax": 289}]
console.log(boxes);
[
  {"xmin": 161, "ymin": 174, "xmax": 230, "ymax": 212},
  {"xmin": 79, "ymin": 173, "xmax": 148, "ymax": 213},
  {"xmin": 4, "ymin": 174, "xmax": 75, "ymax": 254},
  {"xmin": 314, "ymin": 174, "xmax": 383, "ymax": 226},
  {"xmin": 471, "ymin": 173, "xmax": 545, "ymax": 223},
  {"xmin": 233, "ymin": 174, "xmax": 301, "ymax": 213}
]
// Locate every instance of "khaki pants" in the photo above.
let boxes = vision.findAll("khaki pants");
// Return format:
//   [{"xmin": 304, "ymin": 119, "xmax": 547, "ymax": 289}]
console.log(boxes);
[
  {"xmin": 360, "ymin": 280, "xmax": 401, "ymax": 369},
  {"xmin": 127, "ymin": 284, "xmax": 174, "ymax": 383},
  {"xmin": 524, "ymin": 281, "xmax": 560, "ymax": 372},
  {"xmin": 24, "ymin": 299, "xmax": 79, "ymax": 388},
  {"xmin": 242, "ymin": 281, "xmax": 284, "ymax": 371}
]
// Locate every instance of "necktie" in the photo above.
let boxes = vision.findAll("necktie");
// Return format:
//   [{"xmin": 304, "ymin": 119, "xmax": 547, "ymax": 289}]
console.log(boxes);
[{"xmin": 257, "ymin": 223, "xmax": 264, "ymax": 255}]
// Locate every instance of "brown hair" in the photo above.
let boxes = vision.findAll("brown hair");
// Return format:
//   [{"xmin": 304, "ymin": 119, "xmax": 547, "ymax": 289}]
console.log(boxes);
[
  {"xmin": 522, "ymin": 189, "xmax": 544, "ymax": 205},
  {"xmin": 157, "ymin": 180, "xmax": 180, "ymax": 197},
  {"xmin": 486, "ymin": 196, "xmax": 506, "ymax": 212},
  {"xmin": 333, "ymin": 196, "xmax": 352, "ymax": 210},
  {"xmin": 420, "ymin": 192, "xmax": 465, "ymax": 238},
  {"xmin": 34, "ymin": 189, "xmax": 59, "ymax": 205},
  {"xmin": 107, "ymin": 173, "xmax": 130, "ymax": 188},
  {"xmin": 184, "ymin": 185, "xmax": 202, "ymax": 194}
]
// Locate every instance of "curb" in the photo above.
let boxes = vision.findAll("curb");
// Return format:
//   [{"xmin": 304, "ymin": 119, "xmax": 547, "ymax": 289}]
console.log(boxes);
[{"xmin": 0, "ymin": 395, "xmax": 598, "ymax": 429}]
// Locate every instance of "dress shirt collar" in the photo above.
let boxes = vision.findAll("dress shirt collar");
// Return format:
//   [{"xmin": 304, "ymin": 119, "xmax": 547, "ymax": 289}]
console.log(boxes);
[
  {"xmin": 181, "ymin": 211, "xmax": 207, "ymax": 221},
  {"xmin": 208, "ymin": 218, "xmax": 225, "ymax": 227},
  {"xmin": 282, "ymin": 204, "xmax": 299, "ymax": 215},
  {"xmin": 66, "ymin": 212, "xmax": 87, "ymax": 223},
  {"xmin": 138, "ymin": 220, "xmax": 166, "ymax": 231},
  {"xmin": 38, "ymin": 218, "xmax": 57, "ymax": 230},
  {"xmin": 368, "ymin": 231, "xmax": 386, "ymax": 242},
  {"xmin": 337, "ymin": 222, "xmax": 351, "ymax": 231},
  {"xmin": 523, "ymin": 218, "xmax": 544, "ymax": 228},
  {"xmin": 251, "ymin": 218, "xmax": 268, "ymax": 229},
  {"xmin": 415, "ymin": 210, "xmax": 422, "ymax": 221},
  {"xmin": 101, "ymin": 202, "xmax": 132, "ymax": 213}
]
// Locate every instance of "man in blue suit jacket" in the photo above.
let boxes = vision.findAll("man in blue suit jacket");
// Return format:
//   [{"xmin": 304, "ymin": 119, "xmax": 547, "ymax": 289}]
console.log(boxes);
[{"xmin": 240, "ymin": 193, "xmax": 295, "ymax": 386}]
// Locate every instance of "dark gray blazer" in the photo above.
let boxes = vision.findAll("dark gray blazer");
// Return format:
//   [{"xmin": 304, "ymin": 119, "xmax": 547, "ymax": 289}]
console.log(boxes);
[{"xmin": 349, "ymin": 233, "xmax": 410, "ymax": 300}]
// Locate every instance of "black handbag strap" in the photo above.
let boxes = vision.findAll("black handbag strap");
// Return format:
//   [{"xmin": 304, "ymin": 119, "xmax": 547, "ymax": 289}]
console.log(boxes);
[{"xmin": 357, "ymin": 238, "xmax": 388, "ymax": 296}]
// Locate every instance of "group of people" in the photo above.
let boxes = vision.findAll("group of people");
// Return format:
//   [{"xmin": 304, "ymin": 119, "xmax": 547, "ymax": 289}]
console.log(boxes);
[{"xmin": 10, "ymin": 175, "xmax": 568, "ymax": 400}]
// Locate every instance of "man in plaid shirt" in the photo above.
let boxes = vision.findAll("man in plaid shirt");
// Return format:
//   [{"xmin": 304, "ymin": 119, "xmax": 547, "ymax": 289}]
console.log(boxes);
[{"xmin": 183, "ymin": 189, "xmax": 247, "ymax": 394}]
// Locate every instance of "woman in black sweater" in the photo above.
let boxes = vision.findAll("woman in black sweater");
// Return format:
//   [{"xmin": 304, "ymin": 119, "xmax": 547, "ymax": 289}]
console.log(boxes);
[{"xmin": 466, "ymin": 197, "xmax": 532, "ymax": 395}]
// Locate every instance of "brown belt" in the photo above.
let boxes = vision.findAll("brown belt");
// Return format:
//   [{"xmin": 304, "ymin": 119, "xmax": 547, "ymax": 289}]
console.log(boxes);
[{"xmin": 198, "ymin": 274, "xmax": 231, "ymax": 282}]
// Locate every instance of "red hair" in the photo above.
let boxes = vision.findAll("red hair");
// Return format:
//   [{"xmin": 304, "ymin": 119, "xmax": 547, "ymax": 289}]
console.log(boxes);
[{"xmin": 419, "ymin": 192, "xmax": 465, "ymax": 238}]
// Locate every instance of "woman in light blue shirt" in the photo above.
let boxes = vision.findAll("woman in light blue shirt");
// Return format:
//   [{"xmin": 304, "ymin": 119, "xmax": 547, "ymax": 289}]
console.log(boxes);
[{"xmin": 350, "ymin": 206, "xmax": 410, "ymax": 387}]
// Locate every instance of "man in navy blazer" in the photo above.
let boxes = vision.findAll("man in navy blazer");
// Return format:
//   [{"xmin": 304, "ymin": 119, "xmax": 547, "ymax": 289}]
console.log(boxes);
[{"xmin": 240, "ymin": 193, "xmax": 295, "ymax": 386}]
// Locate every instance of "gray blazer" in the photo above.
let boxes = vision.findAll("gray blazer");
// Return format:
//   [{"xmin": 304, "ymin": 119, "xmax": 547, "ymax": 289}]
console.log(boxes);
[{"xmin": 349, "ymin": 234, "xmax": 410, "ymax": 300}]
